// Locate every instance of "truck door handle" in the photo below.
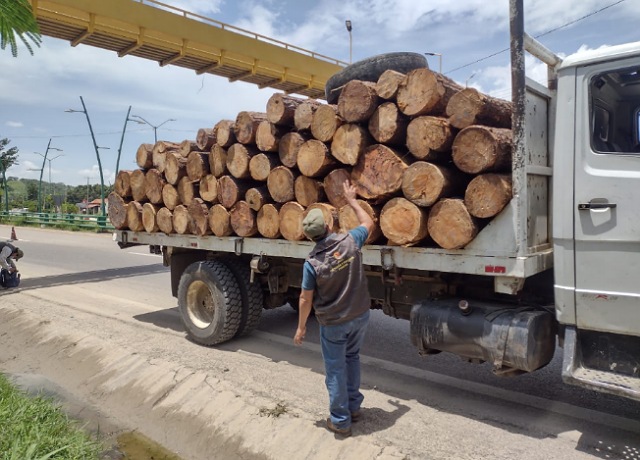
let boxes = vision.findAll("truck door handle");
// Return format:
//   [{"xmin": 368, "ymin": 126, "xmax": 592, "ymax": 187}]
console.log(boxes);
[{"xmin": 578, "ymin": 202, "xmax": 617, "ymax": 210}]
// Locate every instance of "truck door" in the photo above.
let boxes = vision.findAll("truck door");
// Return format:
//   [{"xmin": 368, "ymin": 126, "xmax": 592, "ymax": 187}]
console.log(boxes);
[{"xmin": 574, "ymin": 58, "xmax": 640, "ymax": 336}]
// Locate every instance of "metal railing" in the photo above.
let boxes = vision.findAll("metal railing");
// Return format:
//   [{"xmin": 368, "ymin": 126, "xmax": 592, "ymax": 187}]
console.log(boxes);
[{"xmin": 0, "ymin": 211, "xmax": 114, "ymax": 232}]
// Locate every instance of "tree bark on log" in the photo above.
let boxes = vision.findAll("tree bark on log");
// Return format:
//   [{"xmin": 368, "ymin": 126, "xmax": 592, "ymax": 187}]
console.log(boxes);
[
  {"xmin": 428, "ymin": 198, "xmax": 479, "ymax": 249},
  {"xmin": 152, "ymin": 141, "xmax": 180, "ymax": 173},
  {"xmin": 380, "ymin": 197, "xmax": 429, "ymax": 246},
  {"xmin": 446, "ymin": 87, "xmax": 512, "ymax": 130},
  {"xmin": 267, "ymin": 93, "xmax": 305, "ymax": 126},
  {"xmin": 177, "ymin": 176, "xmax": 198, "ymax": 207},
  {"xmin": 245, "ymin": 185, "xmax": 271, "ymax": 211},
  {"xmin": 136, "ymin": 143, "xmax": 154, "ymax": 169},
  {"xmin": 227, "ymin": 143, "xmax": 259, "ymax": 179},
  {"xmin": 267, "ymin": 166, "xmax": 299, "ymax": 203},
  {"xmin": 230, "ymin": 200, "xmax": 258, "ymax": 237},
  {"xmin": 338, "ymin": 80, "xmax": 380, "ymax": 123},
  {"xmin": 234, "ymin": 111, "xmax": 268, "ymax": 145},
  {"xmin": 209, "ymin": 144, "xmax": 228, "ymax": 178},
  {"xmin": 157, "ymin": 207, "xmax": 174, "ymax": 234},
  {"xmin": 464, "ymin": 173, "xmax": 512, "ymax": 218},
  {"xmin": 196, "ymin": 128, "xmax": 216, "ymax": 151},
  {"xmin": 323, "ymin": 168, "xmax": 351, "ymax": 209},
  {"xmin": 331, "ymin": 124, "xmax": 371, "ymax": 166},
  {"xmin": 297, "ymin": 139, "xmax": 337, "ymax": 178},
  {"xmin": 294, "ymin": 100, "xmax": 321, "ymax": 131},
  {"xmin": 172, "ymin": 204, "xmax": 193, "ymax": 235},
  {"xmin": 187, "ymin": 151, "xmax": 210, "ymax": 181},
  {"xmin": 256, "ymin": 120, "xmax": 283, "ymax": 152},
  {"xmin": 142, "ymin": 203, "xmax": 161, "ymax": 233},
  {"xmin": 375, "ymin": 69, "xmax": 405, "ymax": 101},
  {"xmin": 257, "ymin": 203, "xmax": 282, "ymax": 239},
  {"xmin": 311, "ymin": 104, "xmax": 343, "ymax": 142},
  {"xmin": 249, "ymin": 153, "xmax": 281, "ymax": 182},
  {"xmin": 188, "ymin": 198, "xmax": 212, "ymax": 236},
  {"xmin": 107, "ymin": 192, "xmax": 128, "ymax": 230},
  {"xmin": 351, "ymin": 144, "xmax": 408, "ymax": 202},
  {"xmin": 397, "ymin": 68, "xmax": 463, "ymax": 117},
  {"xmin": 338, "ymin": 200, "xmax": 382, "ymax": 243},
  {"xmin": 368, "ymin": 102, "xmax": 408, "ymax": 145},
  {"xmin": 209, "ymin": 204, "xmax": 233, "ymax": 237},
  {"xmin": 452, "ymin": 126, "xmax": 512, "ymax": 174},
  {"xmin": 402, "ymin": 161, "xmax": 464, "ymax": 207},
  {"xmin": 144, "ymin": 169, "xmax": 166, "ymax": 205},
  {"xmin": 130, "ymin": 169, "xmax": 147, "ymax": 202},
  {"xmin": 215, "ymin": 120, "xmax": 236, "ymax": 148},
  {"xmin": 162, "ymin": 183, "xmax": 181, "ymax": 210},
  {"xmin": 126, "ymin": 201, "xmax": 145, "ymax": 232},
  {"xmin": 279, "ymin": 201, "xmax": 306, "ymax": 241},
  {"xmin": 164, "ymin": 152, "xmax": 188, "ymax": 185},
  {"xmin": 115, "ymin": 170, "xmax": 133, "ymax": 198},
  {"xmin": 179, "ymin": 140, "xmax": 199, "ymax": 158},
  {"xmin": 406, "ymin": 116, "xmax": 455, "ymax": 161},
  {"xmin": 294, "ymin": 175, "xmax": 325, "ymax": 207},
  {"xmin": 279, "ymin": 132, "xmax": 307, "ymax": 168},
  {"xmin": 218, "ymin": 175, "xmax": 251, "ymax": 209},
  {"xmin": 199, "ymin": 174, "xmax": 219, "ymax": 203},
  {"xmin": 306, "ymin": 202, "xmax": 339, "ymax": 234}
]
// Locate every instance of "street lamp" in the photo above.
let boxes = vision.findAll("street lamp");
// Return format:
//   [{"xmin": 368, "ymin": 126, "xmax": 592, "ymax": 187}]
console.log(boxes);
[
  {"xmin": 131, "ymin": 115, "xmax": 176, "ymax": 144},
  {"xmin": 33, "ymin": 139, "xmax": 63, "ymax": 212},
  {"xmin": 345, "ymin": 20, "xmax": 353, "ymax": 64},
  {"xmin": 116, "ymin": 106, "xmax": 145, "ymax": 177},
  {"xmin": 424, "ymin": 52, "xmax": 442, "ymax": 74},
  {"xmin": 465, "ymin": 71, "xmax": 477, "ymax": 88}
]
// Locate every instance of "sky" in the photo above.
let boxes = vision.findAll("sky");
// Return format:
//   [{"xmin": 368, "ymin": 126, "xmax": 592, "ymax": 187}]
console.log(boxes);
[{"xmin": 0, "ymin": 0, "xmax": 639, "ymax": 187}]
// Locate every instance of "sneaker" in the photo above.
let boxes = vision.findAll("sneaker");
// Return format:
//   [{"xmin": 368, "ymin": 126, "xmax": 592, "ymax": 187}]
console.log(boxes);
[
  {"xmin": 326, "ymin": 418, "xmax": 352, "ymax": 437},
  {"xmin": 351, "ymin": 411, "xmax": 361, "ymax": 423}
]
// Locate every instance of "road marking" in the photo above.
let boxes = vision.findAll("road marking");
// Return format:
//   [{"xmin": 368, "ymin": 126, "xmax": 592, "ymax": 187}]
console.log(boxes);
[{"xmin": 129, "ymin": 252, "xmax": 161, "ymax": 258}]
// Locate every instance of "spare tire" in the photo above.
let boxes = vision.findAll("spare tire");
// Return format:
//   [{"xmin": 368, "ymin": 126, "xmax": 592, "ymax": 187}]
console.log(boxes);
[{"xmin": 325, "ymin": 52, "xmax": 428, "ymax": 104}]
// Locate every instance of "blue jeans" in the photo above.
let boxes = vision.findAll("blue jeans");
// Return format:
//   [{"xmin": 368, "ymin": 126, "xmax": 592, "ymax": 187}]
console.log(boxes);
[{"xmin": 319, "ymin": 310, "xmax": 370, "ymax": 429}]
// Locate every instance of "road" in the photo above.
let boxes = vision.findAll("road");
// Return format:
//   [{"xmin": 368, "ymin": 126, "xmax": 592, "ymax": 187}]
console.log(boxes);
[{"xmin": 1, "ymin": 224, "xmax": 639, "ymax": 460}]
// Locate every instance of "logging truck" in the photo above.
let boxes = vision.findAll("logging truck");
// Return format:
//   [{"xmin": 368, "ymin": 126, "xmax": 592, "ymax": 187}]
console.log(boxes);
[{"xmin": 112, "ymin": 2, "xmax": 640, "ymax": 402}]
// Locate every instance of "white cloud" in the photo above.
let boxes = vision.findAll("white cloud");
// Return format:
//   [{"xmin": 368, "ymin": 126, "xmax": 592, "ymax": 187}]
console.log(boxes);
[{"xmin": 5, "ymin": 121, "xmax": 23, "ymax": 128}]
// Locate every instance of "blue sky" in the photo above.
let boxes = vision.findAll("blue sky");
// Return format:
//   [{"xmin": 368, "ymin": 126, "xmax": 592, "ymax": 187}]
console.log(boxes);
[{"xmin": 1, "ymin": 0, "xmax": 638, "ymax": 186}]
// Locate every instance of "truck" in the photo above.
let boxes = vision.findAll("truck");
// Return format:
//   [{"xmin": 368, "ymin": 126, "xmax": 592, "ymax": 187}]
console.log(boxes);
[{"xmin": 114, "ymin": 0, "xmax": 640, "ymax": 402}]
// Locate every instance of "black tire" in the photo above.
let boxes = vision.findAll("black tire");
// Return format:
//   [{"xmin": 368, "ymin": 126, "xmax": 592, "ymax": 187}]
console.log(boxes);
[
  {"xmin": 221, "ymin": 257, "xmax": 264, "ymax": 337},
  {"xmin": 324, "ymin": 52, "xmax": 428, "ymax": 104},
  {"xmin": 177, "ymin": 260, "xmax": 242, "ymax": 345}
]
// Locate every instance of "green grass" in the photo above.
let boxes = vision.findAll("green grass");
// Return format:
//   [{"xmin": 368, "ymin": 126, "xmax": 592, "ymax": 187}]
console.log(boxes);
[{"xmin": 0, "ymin": 374, "xmax": 102, "ymax": 460}]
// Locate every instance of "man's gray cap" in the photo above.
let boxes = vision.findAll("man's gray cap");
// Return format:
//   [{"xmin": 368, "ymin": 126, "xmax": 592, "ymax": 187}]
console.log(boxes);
[{"xmin": 302, "ymin": 208, "xmax": 326, "ymax": 239}]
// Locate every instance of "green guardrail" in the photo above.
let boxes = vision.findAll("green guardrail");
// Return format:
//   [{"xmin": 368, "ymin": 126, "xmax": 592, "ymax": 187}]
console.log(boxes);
[{"xmin": 0, "ymin": 211, "xmax": 114, "ymax": 232}]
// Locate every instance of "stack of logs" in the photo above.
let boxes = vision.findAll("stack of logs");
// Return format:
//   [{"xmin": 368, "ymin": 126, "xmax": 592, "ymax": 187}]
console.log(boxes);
[{"xmin": 108, "ymin": 67, "xmax": 513, "ymax": 249}]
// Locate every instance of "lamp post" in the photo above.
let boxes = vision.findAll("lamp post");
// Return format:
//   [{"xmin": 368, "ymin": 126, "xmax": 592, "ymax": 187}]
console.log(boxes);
[
  {"xmin": 424, "ymin": 52, "xmax": 442, "ymax": 73},
  {"xmin": 345, "ymin": 20, "xmax": 353, "ymax": 64},
  {"xmin": 46, "ymin": 154, "xmax": 64, "ymax": 211},
  {"xmin": 116, "ymin": 106, "xmax": 144, "ymax": 177},
  {"xmin": 131, "ymin": 115, "xmax": 176, "ymax": 144},
  {"xmin": 33, "ymin": 139, "xmax": 63, "ymax": 212}
]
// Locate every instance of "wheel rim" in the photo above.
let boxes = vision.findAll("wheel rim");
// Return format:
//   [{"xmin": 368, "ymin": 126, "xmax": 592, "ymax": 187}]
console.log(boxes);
[{"xmin": 186, "ymin": 280, "xmax": 216, "ymax": 329}]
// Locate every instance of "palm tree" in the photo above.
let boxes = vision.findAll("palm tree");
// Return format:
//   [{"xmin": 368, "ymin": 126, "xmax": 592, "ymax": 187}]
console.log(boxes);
[{"xmin": 0, "ymin": 0, "xmax": 42, "ymax": 57}]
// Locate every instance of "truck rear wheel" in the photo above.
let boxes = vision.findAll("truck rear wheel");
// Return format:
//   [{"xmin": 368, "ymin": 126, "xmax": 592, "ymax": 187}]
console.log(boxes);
[
  {"xmin": 178, "ymin": 260, "xmax": 242, "ymax": 345},
  {"xmin": 221, "ymin": 257, "xmax": 264, "ymax": 337}
]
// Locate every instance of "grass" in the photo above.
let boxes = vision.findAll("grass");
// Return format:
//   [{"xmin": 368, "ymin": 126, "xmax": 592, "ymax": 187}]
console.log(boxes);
[{"xmin": 0, "ymin": 373, "xmax": 102, "ymax": 460}]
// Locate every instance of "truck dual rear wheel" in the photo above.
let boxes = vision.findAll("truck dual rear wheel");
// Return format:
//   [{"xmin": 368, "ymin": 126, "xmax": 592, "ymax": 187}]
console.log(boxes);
[
  {"xmin": 178, "ymin": 260, "xmax": 242, "ymax": 345},
  {"xmin": 221, "ymin": 257, "xmax": 264, "ymax": 337}
]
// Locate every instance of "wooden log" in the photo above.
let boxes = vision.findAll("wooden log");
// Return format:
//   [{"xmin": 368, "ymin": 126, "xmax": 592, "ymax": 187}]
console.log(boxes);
[
  {"xmin": 107, "ymin": 192, "xmax": 128, "ymax": 230},
  {"xmin": 230, "ymin": 200, "xmax": 258, "ymax": 237},
  {"xmin": 179, "ymin": 140, "xmax": 199, "ymax": 158},
  {"xmin": 267, "ymin": 93, "xmax": 305, "ymax": 126},
  {"xmin": 130, "ymin": 169, "xmax": 147, "ymax": 202},
  {"xmin": 311, "ymin": 104, "xmax": 343, "ymax": 142},
  {"xmin": 452, "ymin": 126, "xmax": 512, "ymax": 174},
  {"xmin": 396, "ymin": 68, "xmax": 463, "ymax": 117},
  {"xmin": 380, "ymin": 197, "xmax": 429, "ymax": 246},
  {"xmin": 164, "ymin": 152, "xmax": 188, "ymax": 185},
  {"xmin": 267, "ymin": 166, "xmax": 299, "ymax": 203},
  {"xmin": 446, "ymin": 87, "xmax": 512, "ymax": 130},
  {"xmin": 215, "ymin": 120, "xmax": 236, "ymax": 148},
  {"xmin": 227, "ymin": 143, "xmax": 259, "ymax": 179},
  {"xmin": 256, "ymin": 120, "xmax": 283, "ymax": 152},
  {"xmin": 402, "ymin": 161, "xmax": 463, "ymax": 207},
  {"xmin": 295, "ymin": 175, "xmax": 325, "ymax": 207},
  {"xmin": 331, "ymin": 124, "xmax": 371, "ymax": 166},
  {"xmin": 279, "ymin": 132, "xmax": 307, "ymax": 168},
  {"xmin": 172, "ymin": 204, "xmax": 193, "ymax": 235},
  {"xmin": 464, "ymin": 173, "xmax": 512, "ymax": 218},
  {"xmin": 351, "ymin": 144, "xmax": 408, "ymax": 201},
  {"xmin": 368, "ymin": 102, "xmax": 408, "ymax": 145},
  {"xmin": 257, "ymin": 203, "xmax": 282, "ymax": 239},
  {"xmin": 157, "ymin": 207, "xmax": 174, "ymax": 234},
  {"xmin": 297, "ymin": 139, "xmax": 337, "ymax": 178},
  {"xmin": 208, "ymin": 204, "xmax": 233, "ymax": 237},
  {"xmin": 249, "ymin": 152, "xmax": 281, "ymax": 182},
  {"xmin": 196, "ymin": 127, "xmax": 216, "ymax": 151},
  {"xmin": 188, "ymin": 197, "xmax": 212, "ymax": 236},
  {"xmin": 142, "ymin": 203, "xmax": 161, "ymax": 233},
  {"xmin": 305, "ymin": 202, "xmax": 339, "ymax": 233},
  {"xmin": 199, "ymin": 174, "xmax": 219, "ymax": 203},
  {"xmin": 152, "ymin": 141, "xmax": 180, "ymax": 173},
  {"xmin": 144, "ymin": 168, "xmax": 166, "ymax": 205},
  {"xmin": 218, "ymin": 175, "xmax": 252, "ymax": 209},
  {"xmin": 136, "ymin": 143, "xmax": 154, "ymax": 169},
  {"xmin": 187, "ymin": 151, "xmax": 210, "ymax": 181},
  {"xmin": 375, "ymin": 69, "xmax": 405, "ymax": 100},
  {"xmin": 338, "ymin": 80, "xmax": 380, "ymax": 123},
  {"xmin": 338, "ymin": 200, "xmax": 382, "ymax": 244},
  {"xmin": 209, "ymin": 144, "xmax": 228, "ymax": 178},
  {"xmin": 245, "ymin": 185, "xmax": 271, "ymax": 211},
  {"xmin": 162, "ymin": 183, "xmax": 181, "ymax": 210},
  {"xmin": 294, "ymin": 99, "xmax": 321, "ymax": 131},
  {"xmin": 323, "ymin": 168, "xmax": 351, "ymax": 209},
  {"xmin": 126, "ymin": 201, "xmax": 145, "ymax": 232},
  {"xmin": 428, "ymin": 198, "xmax": 479, "ymax": 249},
  {"xmin": 279, "ymin": 201, "xmax": 306, "ymax": 241},
  {"xmin": 234, "ymin": 111, "xmax": 268, "ymax": 145},
  {"xmin": 177, "ymin": 176, "xmax": 198, "ymax": 207},
  {"xmin": 115, "ymin": 170, "xmax": 133, "ymax": 198},
  {"xmin": 406, "ymin": 116, "xmax": 455, "ymax": 161}
]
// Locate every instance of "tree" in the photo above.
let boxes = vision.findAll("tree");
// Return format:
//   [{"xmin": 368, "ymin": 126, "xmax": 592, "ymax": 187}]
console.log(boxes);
[
  {"xmin": 0, "ymin": 0, "xmax": 42, "ymax": 57},
  {"xmin": 0, "ymin": 138, "xmax": 19, "ymax": 212}
]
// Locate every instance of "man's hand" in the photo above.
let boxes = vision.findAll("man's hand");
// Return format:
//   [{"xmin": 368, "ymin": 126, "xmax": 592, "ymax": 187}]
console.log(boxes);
[
  {"xmin": 8, "ymin": 267, "xmax": 16, "ymax": 274},
  {"xmin": 294, "ymin": 326, "xmax": 306, "ymax": 345},
  {"xmin": 343, "ymin": 179, "xmax": 358, "ymax": 204}
]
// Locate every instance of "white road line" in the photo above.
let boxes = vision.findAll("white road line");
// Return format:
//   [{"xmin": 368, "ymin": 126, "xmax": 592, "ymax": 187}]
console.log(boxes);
[{"xmin": 129, "ymin": 252, "xmax": 161, "ymax": 257}]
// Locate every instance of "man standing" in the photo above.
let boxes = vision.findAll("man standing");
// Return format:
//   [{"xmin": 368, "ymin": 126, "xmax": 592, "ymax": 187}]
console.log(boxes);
[
  {"xmin": 294, "ymin": 180, "xmax": 374, "ymax": 437},
  {"xmin": 0, "ymin": 241, "xmax": 23, "ymax": 288}
]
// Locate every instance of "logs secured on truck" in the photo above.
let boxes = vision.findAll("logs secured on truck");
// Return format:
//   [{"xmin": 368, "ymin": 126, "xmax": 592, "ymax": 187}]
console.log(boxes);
[
  {"xmin": 107, "ymin": 192, "xmax": 128, "ymax": 230},
  {"xmin": 427, "ymin": 198, "xmax": 479, "ymax": 249},
  {"xmin": 397, "ymin": 68, "xmax": 463, "ymax": 117},
  {"xmin": 351, "ymin": 144, "xmax": 408, "ymax": 201},
  {"xmin": 380, "ymin": 197, "xmax": 429, "ymax": 246},
  {"xmin": 464, "ymin": 173, "xmax": 512, "ymax": 218},
  {"xmin": 452, "ymin": 126, "xmax": 512, "ymax": 174},
  {"xmin": 446, "ymin": 87, "xmax": 512, "ymax": 130},
  {"xmin": 115, "ymin": 170, "xmax": 133, "ymax": 198}
]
